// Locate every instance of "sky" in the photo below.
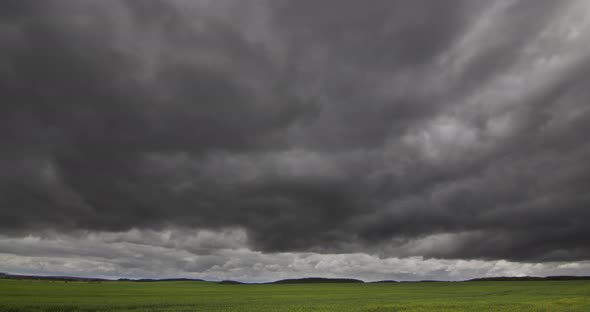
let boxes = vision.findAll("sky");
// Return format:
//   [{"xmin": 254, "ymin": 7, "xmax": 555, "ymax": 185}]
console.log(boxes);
[{"xmin": 1, "ymin": 0, "xmax": 590, "ymax": 282}]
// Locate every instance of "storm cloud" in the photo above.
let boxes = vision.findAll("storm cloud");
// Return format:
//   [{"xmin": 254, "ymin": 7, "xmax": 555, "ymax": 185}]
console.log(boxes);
[{"xmin": 1, "ymin": 0, "xmax": 590, "ymax": 279}]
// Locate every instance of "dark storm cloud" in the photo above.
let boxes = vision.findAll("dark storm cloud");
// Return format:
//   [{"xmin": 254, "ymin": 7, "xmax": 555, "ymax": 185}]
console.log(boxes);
[{"xmin": 1, "ymin": 0, "xmax": 590, "ymax": 263}]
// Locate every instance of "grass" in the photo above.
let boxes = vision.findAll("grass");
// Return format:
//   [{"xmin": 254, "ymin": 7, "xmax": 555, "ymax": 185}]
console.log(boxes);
[{"xmin": 1, "ymin": 279, "xmax": 590, "ymax": 311}]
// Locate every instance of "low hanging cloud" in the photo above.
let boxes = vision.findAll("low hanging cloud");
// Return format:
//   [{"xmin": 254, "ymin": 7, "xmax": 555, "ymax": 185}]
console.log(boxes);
[
  {"xmin": 1, "ymin": 0, "xmax": 590, "ymax": 280},
  {"xmin": 2, "ymin": 229, "xmax": 590, "ymax": 282}
]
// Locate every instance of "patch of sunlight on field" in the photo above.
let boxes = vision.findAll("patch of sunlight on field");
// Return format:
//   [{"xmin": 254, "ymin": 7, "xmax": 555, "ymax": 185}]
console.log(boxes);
[{"xmin": 1, "ymin": 279, "xmax": 590, "ymax": 311}]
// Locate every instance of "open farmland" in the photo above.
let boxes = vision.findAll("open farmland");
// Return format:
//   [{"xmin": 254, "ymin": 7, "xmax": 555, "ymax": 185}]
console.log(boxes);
[{"xmin": 1, "ymin": 279, "xmax": 590, "ymax": 311}]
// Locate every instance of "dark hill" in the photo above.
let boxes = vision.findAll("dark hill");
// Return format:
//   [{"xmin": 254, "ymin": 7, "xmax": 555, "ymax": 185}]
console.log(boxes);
[
  {"xmin": 3, "ymin": 272, "xmax": 590, "ymax": 283},
  {"xmin": 0, "ymin": 273, "xmax": 106, "ymax": 282},
  {"xmin": 118, "ymin": 278, "xmax": 204, "ymax": 282},
  {"xmin": 219, "ymin": 280, "xmax": 245, "ymax": 284},
  {"xmin": 468, "ymin": 276, "xmax": 590, "ymax": 281},
  {"xmin": 270, "ymin": 277, "xmax": 364, "ymax": 284}
]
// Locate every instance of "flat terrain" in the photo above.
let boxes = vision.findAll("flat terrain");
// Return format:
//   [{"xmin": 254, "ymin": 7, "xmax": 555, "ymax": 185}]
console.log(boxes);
[{"xmin": 1, "ymin": 279, "xmax": 590, "ymax": 311}]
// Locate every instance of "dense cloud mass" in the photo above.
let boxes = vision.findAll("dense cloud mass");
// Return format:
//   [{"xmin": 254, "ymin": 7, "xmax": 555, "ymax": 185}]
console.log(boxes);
[{"xmin": 1, "ymin": 0, "xmax": 590, "ymax": 280}]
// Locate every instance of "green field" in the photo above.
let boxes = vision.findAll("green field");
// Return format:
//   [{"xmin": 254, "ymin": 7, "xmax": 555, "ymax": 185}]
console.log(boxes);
[{"xmin": 1, "ymin": 279, "xmax": 590, "ymax": 311}]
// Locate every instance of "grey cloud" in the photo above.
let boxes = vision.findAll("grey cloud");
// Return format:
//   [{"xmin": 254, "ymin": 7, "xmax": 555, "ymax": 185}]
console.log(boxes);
[
  {"xmin": 1, "ymin": 0, "xmax": 590, "ymax": 267},
  {"xmin": 1, "ymin": 230, "xmax": 590, "ymax": 282}
]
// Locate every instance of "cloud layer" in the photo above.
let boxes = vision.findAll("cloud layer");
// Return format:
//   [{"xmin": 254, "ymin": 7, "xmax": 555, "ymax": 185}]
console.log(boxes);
[
  {"xmin": 2, "ymin": 229, "xmax": 590, "ymax": 282},
  {"xmin": 1, "ymin": 0, "xmax": 590, "ymax": 278}
]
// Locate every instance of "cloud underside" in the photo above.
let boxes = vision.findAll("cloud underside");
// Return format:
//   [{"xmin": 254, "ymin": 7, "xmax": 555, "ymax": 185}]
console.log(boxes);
[
  {"xmin": 2, "ymin": 229, "xmax": 590, "ymax": 282},
  {"xmin": 1, "ymin": 0, "xmax": 590, "ymax": 269}
]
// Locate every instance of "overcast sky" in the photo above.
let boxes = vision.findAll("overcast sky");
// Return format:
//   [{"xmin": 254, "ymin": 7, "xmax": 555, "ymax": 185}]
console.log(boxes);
[{"xmin": 1, "ymin": 0, "xmax": 590, "ymax": 282}]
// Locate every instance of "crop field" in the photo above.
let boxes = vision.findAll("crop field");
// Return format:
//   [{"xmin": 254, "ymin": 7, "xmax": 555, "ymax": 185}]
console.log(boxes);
[{"xmin": 1, "ymin": 279, "xmax": 590, "ymax": 311}]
